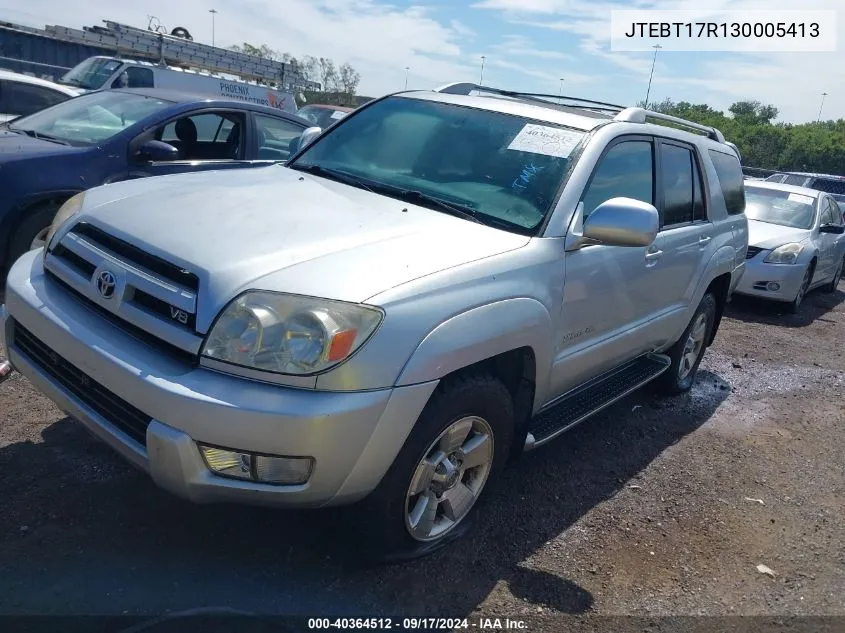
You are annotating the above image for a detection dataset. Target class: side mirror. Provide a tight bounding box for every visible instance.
[136,139,179,162]
[819,223,845,235]
[582,197,659,247]
[296,126,322,152]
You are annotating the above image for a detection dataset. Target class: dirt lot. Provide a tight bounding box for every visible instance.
[1,285,844,629]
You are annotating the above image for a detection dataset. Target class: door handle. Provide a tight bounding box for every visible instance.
[698,235,712,247]
[645,249,663,264]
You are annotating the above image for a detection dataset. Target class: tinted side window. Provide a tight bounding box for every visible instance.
[0,81,70,116]
[659,142,696,227]
[156,112,244,160]
[784,174,809,186]
[812,178,845,195]
[255,114,305,160]
[126,67,154,88]
[831,199,845,225]
[820,199,836,226]
[708,149,745,215]
[582,140,653,218]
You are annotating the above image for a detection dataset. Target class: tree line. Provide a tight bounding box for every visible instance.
[639,98,845,175]
[229,42,361,107]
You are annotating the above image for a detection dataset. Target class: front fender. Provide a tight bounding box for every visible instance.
[395,298,553,403]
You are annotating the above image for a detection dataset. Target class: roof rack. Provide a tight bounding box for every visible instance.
[434,82,627,114]
[614,107,725,143]
[435,82,729,145]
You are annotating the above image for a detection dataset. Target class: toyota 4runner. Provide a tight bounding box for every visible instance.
[1,82,748,560]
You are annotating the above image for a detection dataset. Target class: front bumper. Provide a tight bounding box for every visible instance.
[2,251,437,508]
[733,252,806,302]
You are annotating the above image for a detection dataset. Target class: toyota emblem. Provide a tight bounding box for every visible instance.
[96,270,117,299]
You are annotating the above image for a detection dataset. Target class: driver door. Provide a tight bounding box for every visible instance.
[816,197,842,281]
[548,135,663,399]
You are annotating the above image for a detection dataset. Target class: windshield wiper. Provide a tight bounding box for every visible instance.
[12,128,69,145]
[291,164,375,193]
[376,186,485,225]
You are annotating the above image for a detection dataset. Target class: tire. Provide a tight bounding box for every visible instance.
[6,201,61,268]
[651,293,717,396]
[787,264,813,313]
[353,373,514,563]
[822,256,844,293]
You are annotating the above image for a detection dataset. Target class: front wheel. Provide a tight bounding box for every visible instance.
[6,202,60,268]
[355,373,514,562]
[651,293,717,396]
[822,256,844,293]
[787,265,813,313]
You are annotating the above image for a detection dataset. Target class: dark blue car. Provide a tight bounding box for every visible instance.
[0,88,316,271]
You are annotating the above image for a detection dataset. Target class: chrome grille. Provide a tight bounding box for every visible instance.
[45,222,203,359]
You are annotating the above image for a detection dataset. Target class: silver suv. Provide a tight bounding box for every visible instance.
[1,82,748,559]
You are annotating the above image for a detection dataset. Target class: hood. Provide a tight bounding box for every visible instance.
[0,129,80,158]
[77,166,530,328]
[748,219,811,250]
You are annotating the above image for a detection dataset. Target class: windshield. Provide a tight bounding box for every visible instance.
[61,57,123,90]
[296,106,327,126]
[290,96,586,234]
[745,187,817,230]
[8,90,173,146]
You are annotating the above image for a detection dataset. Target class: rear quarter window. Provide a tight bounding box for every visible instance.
[708,149,746,215]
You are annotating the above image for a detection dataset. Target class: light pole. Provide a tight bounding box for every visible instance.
[404,66,410,90]
[644,43,662,106]
[479,55,486,86]
[817,91,828,123]
[209,9,217,47]
[559,77,564,97]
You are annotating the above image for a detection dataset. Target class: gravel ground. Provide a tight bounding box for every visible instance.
[1,285,844,629]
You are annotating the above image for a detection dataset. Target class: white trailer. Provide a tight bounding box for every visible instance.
[60,56,298,114]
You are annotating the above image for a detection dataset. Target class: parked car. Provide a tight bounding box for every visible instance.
[0,70,79,123]
[735,181,845,312]
[1,82,748,560]
[0,88,317,271]
[765,171,845,196]
[296,104,354,128]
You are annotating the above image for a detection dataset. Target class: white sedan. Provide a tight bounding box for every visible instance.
[735,181,845,312]
[0,70,79,123]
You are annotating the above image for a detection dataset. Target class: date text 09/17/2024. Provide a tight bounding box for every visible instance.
[307,618,528,630]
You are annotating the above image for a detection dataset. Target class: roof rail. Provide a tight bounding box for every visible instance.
[614,107,725,142]
[434,83,731,145]
[434,82,627,113]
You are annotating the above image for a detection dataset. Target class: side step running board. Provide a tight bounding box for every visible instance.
[525,353,670,450]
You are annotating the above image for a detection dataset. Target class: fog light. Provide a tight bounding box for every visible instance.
[254,455,313,485]
[199,445,252,480]
[199,444,314,485]
[766,282,781,291]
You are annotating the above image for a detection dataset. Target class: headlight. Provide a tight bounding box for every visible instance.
[45,192,85,252]
[764,243,804,265]
[201,292,383,375]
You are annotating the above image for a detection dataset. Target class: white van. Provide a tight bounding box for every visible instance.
[59,56,298,114]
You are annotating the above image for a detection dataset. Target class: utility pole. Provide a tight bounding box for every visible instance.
[817,91,828,123]
[644,44,662,106]
[209,9,218,47]
[404,66,410,90]
[559,77,564,97]
[479,55,486,86]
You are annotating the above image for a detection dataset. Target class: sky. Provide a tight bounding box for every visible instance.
[2,0,843,123]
